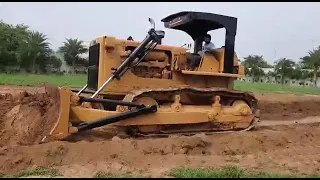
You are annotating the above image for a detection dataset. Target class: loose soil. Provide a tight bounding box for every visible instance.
[0,85,59,146]
[0,85,319,177]
[256,93,320,120]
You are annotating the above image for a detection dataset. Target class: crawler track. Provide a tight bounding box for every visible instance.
[114,87,260,137]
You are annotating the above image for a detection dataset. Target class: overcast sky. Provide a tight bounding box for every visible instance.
[1,2,319,64]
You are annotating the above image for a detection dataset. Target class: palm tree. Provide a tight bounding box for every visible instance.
[241,55,273,68]
[300,47,320,87]
[274,58,295,86]
[58,38,88,74]
[19,31,50,73]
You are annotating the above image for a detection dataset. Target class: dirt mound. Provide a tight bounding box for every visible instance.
[255,93,320,120]
[259,100,320,120]
[0,85,60,146]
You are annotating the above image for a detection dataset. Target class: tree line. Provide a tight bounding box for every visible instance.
[1,20,319,85]
[240,48,320,86]
[0,20,88,74]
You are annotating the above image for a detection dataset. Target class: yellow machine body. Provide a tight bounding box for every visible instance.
[47,11,259,140]
[94,36,244,96]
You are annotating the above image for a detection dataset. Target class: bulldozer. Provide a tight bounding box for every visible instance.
[47,11,260,141]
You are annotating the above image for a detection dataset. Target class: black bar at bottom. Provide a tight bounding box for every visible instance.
[80,96,145,108]
[77,105,157,132]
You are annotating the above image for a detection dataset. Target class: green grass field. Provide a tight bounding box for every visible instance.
[0,73,319,95]
[3,165,318,178]
[234,81,320,95]
[93,165,320,178]
[0,74,86,88]
[168,165,320,178]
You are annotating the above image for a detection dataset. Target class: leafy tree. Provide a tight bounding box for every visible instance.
[0,20,73,74]
[290,67,311,80]
[241,55,273,68]
[36,49,62,73]
[241,55,272,82]
[58,38,88,74]
[0,20,131,74]
[249,66,265,82]
[300,47,320,87]
[18,31,51,73]
[274,58,295,85]
[77,57,89,67]
[0,21,29,68]
[48,55,62,69]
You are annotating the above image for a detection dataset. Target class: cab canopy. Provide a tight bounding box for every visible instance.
[161,11,237,73]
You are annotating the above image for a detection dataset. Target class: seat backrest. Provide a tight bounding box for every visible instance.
[197,53,220,72]
[212,47,239,72]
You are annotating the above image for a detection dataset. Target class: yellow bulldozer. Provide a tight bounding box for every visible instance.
[48,11,260,140]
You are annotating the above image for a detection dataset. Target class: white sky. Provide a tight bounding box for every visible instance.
[1,2,320,64]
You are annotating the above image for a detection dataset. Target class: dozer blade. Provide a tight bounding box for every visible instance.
[43,87,158,142]
[42,86,72,142]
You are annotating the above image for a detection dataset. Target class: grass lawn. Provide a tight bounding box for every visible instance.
[169,165,320,178]
[0,73,319,95]
[235,81,320,95]
[1,166,62,178]
[4,165,318,178]
[0,73,86,88]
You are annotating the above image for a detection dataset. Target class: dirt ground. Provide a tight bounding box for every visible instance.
[0,85,320,177]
